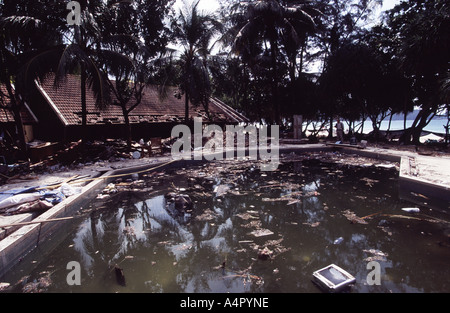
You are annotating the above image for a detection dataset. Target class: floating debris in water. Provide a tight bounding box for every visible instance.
[0,282,10,291]
[249,228,274,238]
[360,177,379,187]
[21,271,53,293]
[401,207,420,213]
[257,247,273,260]
[214,184,230,197]
[363,249,388,262]
[236,212,259,220]
[195,209,217,221]
[342,209,369,224]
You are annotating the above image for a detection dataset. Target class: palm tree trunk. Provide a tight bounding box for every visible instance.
[299,41,305,75]
[5,81,27,157]
[328,115,333,139]
[80,64,87,142]
[122,106,132,151]
[386,111,393,138]
[270,39,280,125]
[185,90,189,123]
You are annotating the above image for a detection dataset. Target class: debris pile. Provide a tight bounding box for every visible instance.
[0,177,86,241]
[1,137,173,186]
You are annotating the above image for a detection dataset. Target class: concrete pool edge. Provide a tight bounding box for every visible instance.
[0,144,448,278]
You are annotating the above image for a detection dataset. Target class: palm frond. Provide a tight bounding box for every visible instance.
[0,15,43,31]
[55,44,89,86]
[86,57,111,109]
[16,45,65,90]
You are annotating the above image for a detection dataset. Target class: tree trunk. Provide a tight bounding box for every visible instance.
[403,111,407,131]
[185,90,189,123]
[386,111,393,138]
[446,106,449,144]
[403,107,434,145]
[299,41,305,75]
[270,39,280,125]
[329,115,333,139]
[4,81,27,158]
[80,65,87,143]
[371,117,380,141]
[122,107,132,151]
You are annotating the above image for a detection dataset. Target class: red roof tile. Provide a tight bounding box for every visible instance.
[0,84,38,124]
[36,74,248,126]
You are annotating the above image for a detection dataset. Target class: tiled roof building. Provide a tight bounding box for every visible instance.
[27,74,247,141]
[35,74,247,126]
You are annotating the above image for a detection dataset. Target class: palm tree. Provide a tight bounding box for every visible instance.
[8,1,113,143]
[0,42,28,156]
[0,0,67,155]
[231,0,319,125]
[171,0,220,123]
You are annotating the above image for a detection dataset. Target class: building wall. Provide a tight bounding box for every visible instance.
[27,87,66,142]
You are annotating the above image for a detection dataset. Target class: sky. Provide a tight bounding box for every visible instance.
[171,0,403,60]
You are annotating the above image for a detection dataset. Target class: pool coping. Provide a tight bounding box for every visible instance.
[0,144,448,278]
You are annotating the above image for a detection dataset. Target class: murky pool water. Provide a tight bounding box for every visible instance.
[3,156,450,293]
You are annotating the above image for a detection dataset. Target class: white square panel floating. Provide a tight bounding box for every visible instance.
[312,264,356,292]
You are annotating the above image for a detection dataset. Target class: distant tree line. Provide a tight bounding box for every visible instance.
[0,0,448,158]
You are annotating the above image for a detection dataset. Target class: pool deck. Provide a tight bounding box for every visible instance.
[0,142,449,278]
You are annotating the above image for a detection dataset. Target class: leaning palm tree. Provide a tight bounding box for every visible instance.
[0,39,28,155]
[230,0,320,125]
[171,0,220,123]
[0,0,68,155]
[7,1,113,143]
